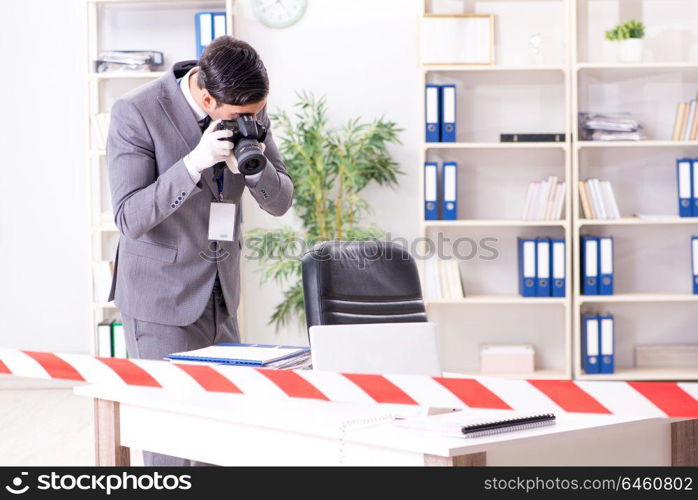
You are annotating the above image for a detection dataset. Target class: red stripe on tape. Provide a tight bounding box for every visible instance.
[175,364,243,394]
[257,369,329,401]
[22,351,85,382]
[528,380,611,414]
[97,358,161,387]
[434,377,512,410]
[343,374,417,405]
[0,360,10,374]
[628,382,698,418]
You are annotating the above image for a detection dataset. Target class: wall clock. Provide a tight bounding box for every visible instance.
[251,0,308,29]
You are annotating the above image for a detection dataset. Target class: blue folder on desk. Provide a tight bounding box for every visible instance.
[166,343,309,366]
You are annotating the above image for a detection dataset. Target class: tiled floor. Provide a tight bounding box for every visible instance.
[0,376,143,466]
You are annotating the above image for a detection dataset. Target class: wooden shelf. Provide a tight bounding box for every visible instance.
[577,217,698,226]
[424,64,566,73]
[425,142,567,150]
[577,61,698,71]
[89,71,166,80]
[579,293,698,304]
[576,367,698,381]
[426,295,567,306]
[444,369,568,380]
[423,219,565,228]
[576,140,698,149]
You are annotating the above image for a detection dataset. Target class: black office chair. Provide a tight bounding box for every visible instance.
[301,240,428,330]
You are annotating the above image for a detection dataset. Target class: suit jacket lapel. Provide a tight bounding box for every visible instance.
[157,69,219,198]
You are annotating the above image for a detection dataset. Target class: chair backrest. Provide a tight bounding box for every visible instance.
[301,240,428,329]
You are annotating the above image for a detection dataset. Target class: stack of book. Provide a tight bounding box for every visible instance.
[423,257,464,300]
[166,344,311,369]
[522,176,566,221]
[94,50,164,73]
[579,112,644,141]
[578,178,621,220]
[672,96,698,141]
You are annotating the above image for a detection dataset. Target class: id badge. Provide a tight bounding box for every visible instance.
[208,202,236,241]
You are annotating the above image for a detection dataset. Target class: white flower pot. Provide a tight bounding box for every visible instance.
[618,38,644,63]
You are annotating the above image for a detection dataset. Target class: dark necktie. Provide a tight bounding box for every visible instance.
[198,115,211,133]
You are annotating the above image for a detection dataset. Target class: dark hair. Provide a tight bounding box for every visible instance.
[197,36,269,106]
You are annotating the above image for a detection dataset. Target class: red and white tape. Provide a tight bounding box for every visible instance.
[2,348,698,418]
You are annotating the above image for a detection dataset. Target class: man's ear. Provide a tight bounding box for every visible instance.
[201,89,217,110]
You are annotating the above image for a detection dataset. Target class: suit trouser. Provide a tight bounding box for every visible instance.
[121,277,239,466]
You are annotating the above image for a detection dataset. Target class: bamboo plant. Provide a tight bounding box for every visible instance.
[245,92,403,329]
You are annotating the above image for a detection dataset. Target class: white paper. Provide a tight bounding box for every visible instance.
[208,202,236,241]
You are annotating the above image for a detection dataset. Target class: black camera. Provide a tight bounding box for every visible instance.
[216,115,268,175]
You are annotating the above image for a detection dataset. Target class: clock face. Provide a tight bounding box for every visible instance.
[252,0,308,29]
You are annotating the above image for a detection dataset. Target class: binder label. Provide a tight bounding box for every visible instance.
[552,241,565,279]
[523,241,535,278]
[600,237,613,274]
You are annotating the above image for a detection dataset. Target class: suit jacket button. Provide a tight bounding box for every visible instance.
[177,196,183,201]
[181,192,186,196]
[171,203,176,208]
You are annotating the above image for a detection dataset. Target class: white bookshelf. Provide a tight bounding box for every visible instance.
[418,0,573,379]
[84,0,238,355]
[571,0,698,380]
[419,0,698,381]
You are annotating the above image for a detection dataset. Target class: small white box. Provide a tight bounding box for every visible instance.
[480,344,535,374]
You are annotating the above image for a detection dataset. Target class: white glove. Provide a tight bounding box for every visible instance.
[184,119,233,174]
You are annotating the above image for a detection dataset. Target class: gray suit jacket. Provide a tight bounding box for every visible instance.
[106,61,293,326]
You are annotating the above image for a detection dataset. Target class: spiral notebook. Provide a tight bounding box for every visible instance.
[395,412,556,438]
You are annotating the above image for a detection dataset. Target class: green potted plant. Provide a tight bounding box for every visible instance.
[246,92,403,329]
[605,19,645,63]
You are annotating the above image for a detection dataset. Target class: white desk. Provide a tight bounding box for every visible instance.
[75,384,698,466]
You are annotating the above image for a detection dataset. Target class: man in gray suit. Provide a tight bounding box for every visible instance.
[106,37,293,466]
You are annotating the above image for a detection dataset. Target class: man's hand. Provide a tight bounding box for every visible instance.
[184,119,234,174]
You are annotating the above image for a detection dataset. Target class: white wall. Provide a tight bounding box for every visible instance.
[236,0,422,345]
[0,1,90,352]
[0,0,422,352]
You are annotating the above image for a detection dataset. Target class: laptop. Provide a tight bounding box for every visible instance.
[309,322,442,376]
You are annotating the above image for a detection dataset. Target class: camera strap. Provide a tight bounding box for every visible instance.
[212,162,225,201]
